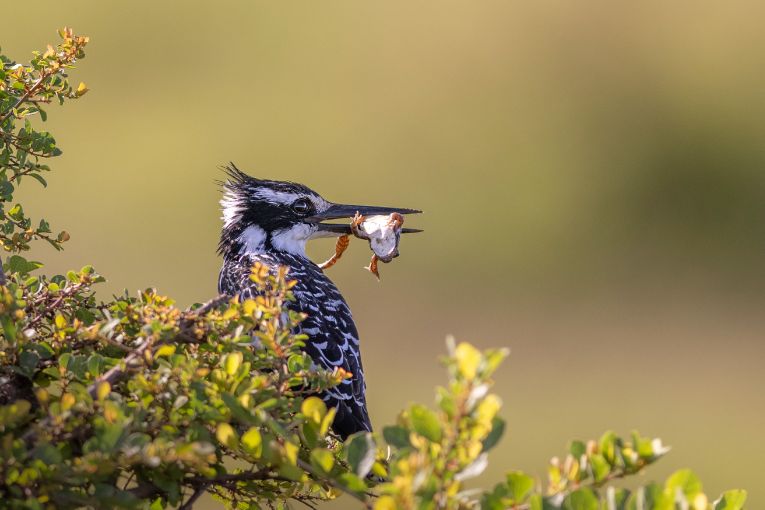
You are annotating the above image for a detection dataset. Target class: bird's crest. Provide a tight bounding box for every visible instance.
[218,163,260,229]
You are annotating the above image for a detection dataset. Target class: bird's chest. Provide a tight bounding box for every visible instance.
[221,253,357,342]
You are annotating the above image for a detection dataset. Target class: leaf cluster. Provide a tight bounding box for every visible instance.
[0,28,85,253]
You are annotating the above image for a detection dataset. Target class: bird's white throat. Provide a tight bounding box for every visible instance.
[237,223,316,257]
[271,224,315,256]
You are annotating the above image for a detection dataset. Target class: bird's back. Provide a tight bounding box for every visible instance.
[218,252,372,438]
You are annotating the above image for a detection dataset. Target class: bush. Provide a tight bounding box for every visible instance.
[0,29,748,510]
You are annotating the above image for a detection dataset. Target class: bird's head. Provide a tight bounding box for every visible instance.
[218,164,420,258]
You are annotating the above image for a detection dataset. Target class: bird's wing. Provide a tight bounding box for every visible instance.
[288,261,372,439]
[297,298,372,439]
[219,255,372,439]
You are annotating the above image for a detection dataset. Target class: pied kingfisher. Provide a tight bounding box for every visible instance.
[217,164,420,438]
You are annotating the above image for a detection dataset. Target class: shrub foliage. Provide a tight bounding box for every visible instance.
[0,30,748,510]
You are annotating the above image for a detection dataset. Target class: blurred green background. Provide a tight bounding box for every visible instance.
[4,1,765,507]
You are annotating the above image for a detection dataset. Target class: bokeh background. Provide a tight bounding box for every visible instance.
[4,1,765,507]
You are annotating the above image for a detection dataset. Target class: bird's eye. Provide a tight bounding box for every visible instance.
[292,198,312,215]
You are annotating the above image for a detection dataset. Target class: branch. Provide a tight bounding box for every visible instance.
[185,470,278,485]
[178,484,208,510]
[0,72,51,126]
[0,132,56,158]
[127,480,162,500]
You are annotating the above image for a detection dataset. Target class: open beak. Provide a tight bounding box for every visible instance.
[308,203,422,235]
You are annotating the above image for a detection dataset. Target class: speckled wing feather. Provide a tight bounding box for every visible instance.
[218,253,372,439]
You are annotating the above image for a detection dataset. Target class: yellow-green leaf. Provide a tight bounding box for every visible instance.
[96,382,111,401]
[242,299,258,316]
[284,441,299,466]
[241,427,262,457]
[375,496,397,510]
[224,352,243,375]
[154,345,176,358]
[320,406,336,436]
[715,489,747,510]
[301,396,327,425]
[310,448,335,473]
[455,342,482,380]
[409,404,442,443]
[216,423,238,448]
[61,393,75,411]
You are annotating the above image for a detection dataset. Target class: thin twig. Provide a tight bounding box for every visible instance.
[179,483,208,510]
[296,459,372,508]
[292,497,319,510]
[185,469,277,485]
[0,73,50,126]
[1,133,54,158]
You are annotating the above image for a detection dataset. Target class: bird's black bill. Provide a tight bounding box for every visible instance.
[308,203,422,234]
[310,203,421,221]
[318,223,422,235]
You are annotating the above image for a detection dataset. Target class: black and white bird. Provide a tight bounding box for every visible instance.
[217,164,420,439]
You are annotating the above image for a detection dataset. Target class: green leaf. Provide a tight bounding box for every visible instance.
[632,430,654,458]
[338,472,368,493]
[383,425,411,448]
[221,393,257,425]
[590,453,610,483]
[482,417,505,452]
[83,423,124,454]
[605,487,630,510]
[345,432,376,478]
[19,350,39,376]
[409,404,442,442]
[0,316,17,342]
[310,448,335,473]
[505,471,535,503]
[32,444,62,464]
[482,348,509,376]
[715,489,747,510]
[665,469,703,500]
[599,430,617,463]
[569,440,586,458]
[87,354,104,377]
[29,173,48,187]
[630,483,665,510]
[5,255,43,276]
[563,487,599,510]
[0,400,31,427]
[58,352,72,371]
